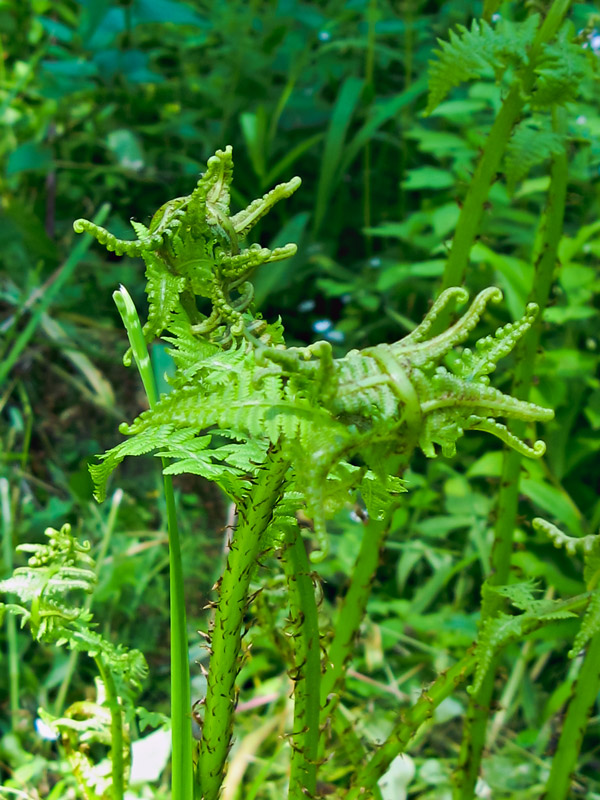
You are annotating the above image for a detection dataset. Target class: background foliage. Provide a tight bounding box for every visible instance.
[1,0,599,797]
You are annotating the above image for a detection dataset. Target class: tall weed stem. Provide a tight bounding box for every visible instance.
[113,287,194,800]
[199,450,289,800]
[453,107,568,800]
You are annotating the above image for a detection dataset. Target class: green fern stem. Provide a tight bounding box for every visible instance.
[543,631,600,800]
[439,0,572,301]
[345,590,588,800]
[332,709,384,800]
[95,653,125,800]
[1,478,19,730]
[345,651,479,800]
[319,511,394,737]
[452,107,568,800]
[281,527,321,799]
[199,449,289,800]
[113,287,194,800]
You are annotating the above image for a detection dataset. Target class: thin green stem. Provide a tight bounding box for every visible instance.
[54,489,124,715]
[435,0,572,330]
[345,652,478,800]
[1,478,19,730]
[113,287,193,800]
[345,593,588,800]
[281,527,321,798]
[95,654,125,800]
[199,450,289,800]
[320,513,392,733]
[542,632,600,800]
[453,106,568,800]
[0,204,110,389]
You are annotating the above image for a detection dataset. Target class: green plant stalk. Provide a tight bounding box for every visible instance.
[54,489,124,715]
[95,653,125,800]
[437,0,572,313]
[281,527,321,798]
[453,107,568,800]
[199,450,289,800]
[345,592,588,800]
[344,651,478,800]
[0,204,110,388]
[542,631,600,800]
[332,709,384,800]
[319,512,393,732]
[113,287,194,800]
[1,478,19,729]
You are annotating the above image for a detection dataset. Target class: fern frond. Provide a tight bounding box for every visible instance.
[533,25,589,108]
[470,613,525,693]
[425,16,539,114]
[504,122,565,193]
[142,251,187,343]
[89,424,183,501]
[570,591,600,657]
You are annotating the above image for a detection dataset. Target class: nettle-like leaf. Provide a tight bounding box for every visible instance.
[425,15,539,114]
[504,120,566,193]
[534,518,600,656]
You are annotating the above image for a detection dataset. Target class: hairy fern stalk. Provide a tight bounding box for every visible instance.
[73,147,554,799]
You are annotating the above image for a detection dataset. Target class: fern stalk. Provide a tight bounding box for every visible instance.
[199,449,289,800]
[543,631,600,799]
[95,653,125,800]
[438,0,572,303]
[113,287,194,800]
[345,651,479,800]
[1,478,19,730]
[452,107,568,800]
[281,527,321,799]
[319,511,394,735]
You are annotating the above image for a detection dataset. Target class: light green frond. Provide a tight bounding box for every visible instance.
[142,251,187,343]
[455,303,539,379]
[470,417,546,458]
[73,218,146,257]
[393,287,503,366]
[400,287,469,345]
[230,176,302,238]
[569,591,600,657]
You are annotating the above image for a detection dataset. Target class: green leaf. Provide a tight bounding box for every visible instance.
[402,167,455,190]
[7,141,53,175]
[313,76,364,234]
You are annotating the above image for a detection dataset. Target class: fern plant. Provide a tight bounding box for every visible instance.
[68,145,562,800]
[0,523,147,800]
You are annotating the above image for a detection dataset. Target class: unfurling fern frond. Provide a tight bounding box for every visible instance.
[425,15,539,114]
[533,518,600,656]
[504,121,566,193]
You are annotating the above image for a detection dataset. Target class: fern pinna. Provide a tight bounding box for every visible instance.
[74,148,554,799]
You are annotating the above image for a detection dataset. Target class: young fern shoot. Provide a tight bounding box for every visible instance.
[74,147,555,799]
